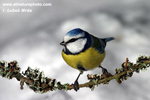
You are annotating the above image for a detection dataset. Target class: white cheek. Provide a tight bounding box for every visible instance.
[66,38,87,54]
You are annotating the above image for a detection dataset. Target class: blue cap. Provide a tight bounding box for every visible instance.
[67,28,84,36]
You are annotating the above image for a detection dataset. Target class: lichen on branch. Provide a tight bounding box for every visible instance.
[0,55,150,93]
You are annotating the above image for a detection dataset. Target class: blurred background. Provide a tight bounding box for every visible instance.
[0,0,150,100]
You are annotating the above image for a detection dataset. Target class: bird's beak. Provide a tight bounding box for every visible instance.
[60,41,66,46]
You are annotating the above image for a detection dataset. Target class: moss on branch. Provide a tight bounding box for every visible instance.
[0,55,150,93]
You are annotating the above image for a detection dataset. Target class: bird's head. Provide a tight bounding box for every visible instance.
[60,28,91,54]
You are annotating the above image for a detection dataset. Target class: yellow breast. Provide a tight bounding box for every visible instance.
[62,47,105,70]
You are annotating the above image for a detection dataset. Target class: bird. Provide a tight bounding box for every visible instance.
[60,28,114,91]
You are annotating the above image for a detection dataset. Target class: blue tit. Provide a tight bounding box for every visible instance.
[60,28,114,91]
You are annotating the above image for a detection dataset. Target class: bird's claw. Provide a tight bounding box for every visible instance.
[74,80,79,91]
[102,68,109,77]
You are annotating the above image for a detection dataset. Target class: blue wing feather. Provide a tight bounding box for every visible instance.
[92,36,114,53]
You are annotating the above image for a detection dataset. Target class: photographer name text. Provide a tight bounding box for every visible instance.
[1,2,52,13]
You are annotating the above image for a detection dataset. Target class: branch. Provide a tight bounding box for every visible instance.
[0,56,150,93]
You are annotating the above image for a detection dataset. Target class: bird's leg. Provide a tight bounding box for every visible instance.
[99,65,109,76]
[74,71,83,91]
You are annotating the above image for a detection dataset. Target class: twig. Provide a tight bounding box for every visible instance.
[0,55,150,93]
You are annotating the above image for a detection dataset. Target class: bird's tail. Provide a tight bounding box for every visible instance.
[102,37,115,43]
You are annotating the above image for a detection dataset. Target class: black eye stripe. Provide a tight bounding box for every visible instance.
[67,38,78,43]
[66,37,85,44]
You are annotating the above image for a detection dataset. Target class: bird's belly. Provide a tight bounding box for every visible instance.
[62,47,105,70]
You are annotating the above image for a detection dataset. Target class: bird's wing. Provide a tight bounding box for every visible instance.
[91,36,106,53]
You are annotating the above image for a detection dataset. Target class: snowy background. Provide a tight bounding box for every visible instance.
[0,0,150,100]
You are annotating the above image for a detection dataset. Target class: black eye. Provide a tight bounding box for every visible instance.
[67,38,78,43]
